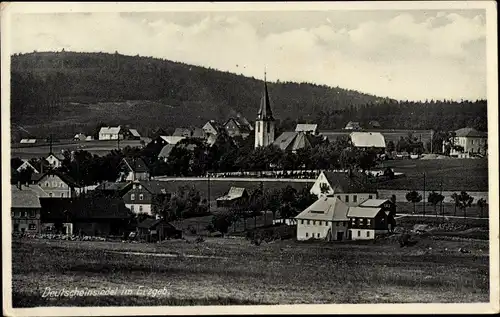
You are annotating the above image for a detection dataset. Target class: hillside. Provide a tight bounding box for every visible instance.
[10,51,487,139]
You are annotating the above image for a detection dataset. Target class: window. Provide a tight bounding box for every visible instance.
[312,220,315,225]
[305,232,309,237]
[139,206,143,212]
[49,193,53,197]
[46,182,49,187]
[307,220,310,225]
[368,195,373,199]
[61,193,64,198]
[351,218,356,225]
[29,224,36,231]
[139,194,144,201]
[138,184,142,189]
[130,205,134,211]
[360,218,365,226]
[345,195,349,203]
[257,124,260,133]
[15,211,21,217]
[353,195,357,202]
[131,194,135,200]
[317,233,320,238]
[367,231,370,237]
[301,220,304,224]
[357,231,361,237]
[325,221,329,226]
[367,219,371,226]
[29,210,35,218]
[318,221,322,226]
[267,124,270,133]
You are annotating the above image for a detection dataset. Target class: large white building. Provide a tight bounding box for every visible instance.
[254,73,275,148]
[310,171,378,204]
[447,127,488,157]
[99,126,123,140]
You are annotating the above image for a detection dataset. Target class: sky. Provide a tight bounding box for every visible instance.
[10,9,488,101]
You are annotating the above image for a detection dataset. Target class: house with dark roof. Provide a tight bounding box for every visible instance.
[295,196,396,241]
[32,170,79,198]
[273,131,316,152]
[202,120,223,136]
[11,187,42,233]
[121,180,172,215]
[94,181,133,197]
[309,171,377,204]
[224,118,252,139]
[369,121,381,129]
[449,127,488,157]
[136,218,182,242]
[117,157,150,182]
[128,129,141,140]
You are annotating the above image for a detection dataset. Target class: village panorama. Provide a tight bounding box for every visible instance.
[6,6,492,311]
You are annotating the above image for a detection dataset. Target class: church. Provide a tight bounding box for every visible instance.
[254,73,276,148]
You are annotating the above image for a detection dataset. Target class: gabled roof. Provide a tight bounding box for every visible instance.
[129,129,141,137]
[17,160,39,173]
[158,144,176,159]
[257,77,274,121]
[46,152,64,161]
[138,180,171,195]
[295,124,318,133]
[322,171,377,194]
[455,127,487,138]
[203,120,222,134]
[34,171,79,188]
[347,206,382,218]
[11,189,42,209]
[291,132,313,151]
[350,132,386,148]
[345,121,361,129]
[173,128,193,137]
[121,157,149,173]
[369,120,381,128]
[295,196,349,221]
[273,132,298,151]
[159,136,185,144]
[217,187,248,201]
[99,126,121,134]
[94,181,132,193]
[137,218,177,230]
[359,199,391,208]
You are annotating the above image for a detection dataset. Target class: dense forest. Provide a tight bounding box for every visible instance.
[10,51,487,139]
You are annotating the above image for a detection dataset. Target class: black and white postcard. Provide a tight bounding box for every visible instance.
[2,1,498,316]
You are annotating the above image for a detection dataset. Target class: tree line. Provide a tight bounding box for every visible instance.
[11,51,487,140]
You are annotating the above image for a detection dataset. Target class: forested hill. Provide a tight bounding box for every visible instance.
[11,51,487,139]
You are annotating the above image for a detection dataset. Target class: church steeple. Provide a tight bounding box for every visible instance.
[257,70,274,121]
[255,69,276,148]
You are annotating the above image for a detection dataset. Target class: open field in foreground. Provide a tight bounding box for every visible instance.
[12,235,489,307]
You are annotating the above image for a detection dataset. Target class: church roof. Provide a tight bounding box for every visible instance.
[257,77,274,121]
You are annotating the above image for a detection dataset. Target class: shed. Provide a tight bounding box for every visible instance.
[136,218,182,242]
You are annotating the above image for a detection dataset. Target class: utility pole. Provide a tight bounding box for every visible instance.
[423,172,426,216]
[440,177,443,220]
[207,171,211,214]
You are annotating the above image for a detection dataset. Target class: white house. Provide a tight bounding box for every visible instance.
[98,126,123,140]
[310,171,378,204]
[117,157,150,182]
[295,196,350,241]
[45,153,64,169]
[350,132,386,149]
[450,127,488,157]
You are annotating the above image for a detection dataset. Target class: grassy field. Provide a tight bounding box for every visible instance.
[396,202,489,218]
[10,140,147,159]
[11,235,489,307]
[377,158,488,191]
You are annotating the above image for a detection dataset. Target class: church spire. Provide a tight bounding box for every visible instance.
[257,69,274,121]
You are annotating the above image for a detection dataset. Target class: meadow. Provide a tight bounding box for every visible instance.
[11,234,489,307]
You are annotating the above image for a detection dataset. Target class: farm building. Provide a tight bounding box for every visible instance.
[295,123,318,134]
[121,180,171,215]
[45,152,64,169]
[350,132,386,149]
[98,126,123,140]
[32,171,79,198]
[295,196,349,241]
[11,186,42,234]
[344,121,361,130]
[136,218,182,242]
[74,133,87,141]
[117,157,150,182]
[216,187,249,208]
[202,120,223,136]
[225,117,253,139]
[127,129,141,140]
[273,131,317,152]
[347,199,396,240]
[309,171,378,204]
[296,196,396,241]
